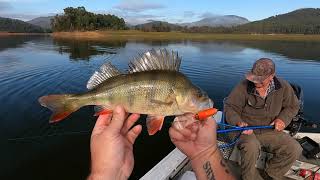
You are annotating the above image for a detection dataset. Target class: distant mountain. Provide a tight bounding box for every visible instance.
[234,8,320,34]
[0,17,45,33]
[181,15,249,27]
[27,16,53,29]
[135,20,182,32]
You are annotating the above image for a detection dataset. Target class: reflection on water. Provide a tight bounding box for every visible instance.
[0,35,44,52]
[53,39,127,60]
[1,36,320,180]
[233,41,320,61]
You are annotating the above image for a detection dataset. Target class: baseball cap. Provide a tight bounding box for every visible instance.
[245,58,275,83]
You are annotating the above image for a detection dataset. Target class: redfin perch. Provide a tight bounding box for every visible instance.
[39,49,213,135]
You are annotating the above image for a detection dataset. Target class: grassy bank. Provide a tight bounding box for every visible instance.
[51,30,320,42]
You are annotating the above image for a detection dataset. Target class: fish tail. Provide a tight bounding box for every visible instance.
[38,94,81,123]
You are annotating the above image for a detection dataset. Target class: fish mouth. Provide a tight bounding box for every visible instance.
[199,98,214,110]
[209,98,214,108]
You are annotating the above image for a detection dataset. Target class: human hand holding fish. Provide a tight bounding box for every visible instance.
[169,114,235,180]
[169,113,217,160]
[88,105,142,180]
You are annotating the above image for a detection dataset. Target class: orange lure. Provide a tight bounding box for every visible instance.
[194,108,218,120]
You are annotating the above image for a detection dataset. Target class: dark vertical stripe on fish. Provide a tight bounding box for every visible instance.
[148,73,161,104]
[128,87,134,107]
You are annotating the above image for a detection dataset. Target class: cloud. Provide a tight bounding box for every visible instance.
[0,13,53,21]
[199,12,220,19]
[124,13,164,25]
[183,11,195,18]
[0,1,11,11]
[100,7,165,25]
[114,0,165,12]
[0,13,37,21]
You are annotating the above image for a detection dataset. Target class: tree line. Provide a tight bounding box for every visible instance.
[51,7,126,31]
[0,17,45,33]
[136,23,320,34]
[134,8,320,34]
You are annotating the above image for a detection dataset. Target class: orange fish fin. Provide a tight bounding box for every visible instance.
[38,94,80,123]
[50,111,74,123]
[94,106,112,116]
[146,115,165,135]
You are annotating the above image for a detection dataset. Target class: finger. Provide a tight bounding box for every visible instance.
[177,127,193,138]
[242,130,248,134]
[205,117,216,128]
[174,113,195,123]
[127,124,142,144]
[92,114,112,132]
[91,114,112,136]
[242,130,253,135]
[277,124,284,131]
[121,113,140,134]
[187,122,199,133]
[109,105,126,132]
[238,122,246,127]
[169,127,187,142]
[190,133,197,141]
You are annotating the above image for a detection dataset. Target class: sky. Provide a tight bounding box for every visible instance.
[0,0,320,25]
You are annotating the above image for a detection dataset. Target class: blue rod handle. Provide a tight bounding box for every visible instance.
[217,125,274,134]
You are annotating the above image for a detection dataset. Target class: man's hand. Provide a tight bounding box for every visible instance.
[89,106,142,180]
[169,113,217,159]
[170,114,236,180]
[271,118,285,131]
[236,121,253,135]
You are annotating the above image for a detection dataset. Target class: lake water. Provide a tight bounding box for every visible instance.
[1,35,320,179]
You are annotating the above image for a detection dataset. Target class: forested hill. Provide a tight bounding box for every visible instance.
[233,8,320,34]
[0,17,45,33]
[51,7,126,31]
[135,21,183,32]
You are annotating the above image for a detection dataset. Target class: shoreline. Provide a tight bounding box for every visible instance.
[2,30,320,41]
[51,31,320,42]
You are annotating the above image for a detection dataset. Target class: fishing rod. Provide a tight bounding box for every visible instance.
[195,108,274,133]
[195,108,275,149]
[217,125,274,134]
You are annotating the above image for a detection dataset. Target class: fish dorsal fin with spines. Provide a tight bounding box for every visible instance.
[128,49,181,73]
[86,62,121,90]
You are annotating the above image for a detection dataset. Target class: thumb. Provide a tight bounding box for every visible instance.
[270,121,275,126]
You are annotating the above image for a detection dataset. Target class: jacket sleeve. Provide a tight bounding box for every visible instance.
[224,82,246,126]
[276,82,300,126]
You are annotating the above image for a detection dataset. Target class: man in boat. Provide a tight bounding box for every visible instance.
[224,58,303,180]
